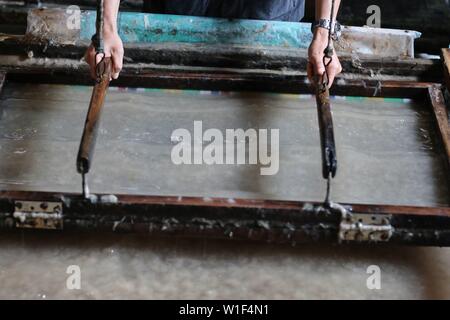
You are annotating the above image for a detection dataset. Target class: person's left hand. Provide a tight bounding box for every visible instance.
[307,28,342,88]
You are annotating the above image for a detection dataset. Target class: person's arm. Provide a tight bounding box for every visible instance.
[84,0,123,80]
[307,0,342,87]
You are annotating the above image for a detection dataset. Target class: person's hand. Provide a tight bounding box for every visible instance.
[307,28,342,88]
[84,31,124,80]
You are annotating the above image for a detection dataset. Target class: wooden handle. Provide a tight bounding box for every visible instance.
[315,82,338,179]
[77,57,112,174]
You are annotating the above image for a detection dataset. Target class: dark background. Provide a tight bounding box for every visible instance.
[2,0,450,53]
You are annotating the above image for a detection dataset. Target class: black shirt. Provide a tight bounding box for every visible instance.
[143,0,305,22]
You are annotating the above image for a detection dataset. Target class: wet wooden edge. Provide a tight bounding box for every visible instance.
[442,48,450,92]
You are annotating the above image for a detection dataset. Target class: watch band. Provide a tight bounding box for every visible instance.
[311,19,342,41]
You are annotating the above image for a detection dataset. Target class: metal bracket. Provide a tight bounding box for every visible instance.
[13,201,63,230]
[339,212,393,243]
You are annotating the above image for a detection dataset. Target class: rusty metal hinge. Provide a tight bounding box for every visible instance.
[339,212,393,243]
[13,200,63,230]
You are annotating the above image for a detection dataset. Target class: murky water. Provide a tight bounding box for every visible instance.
[0,83,448,205]
[1,233,450,299]
[0,83,449,299]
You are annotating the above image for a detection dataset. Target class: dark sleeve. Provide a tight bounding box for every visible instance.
[142,0,166,13]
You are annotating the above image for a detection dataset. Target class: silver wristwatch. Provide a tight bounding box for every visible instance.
[311,19,342,41]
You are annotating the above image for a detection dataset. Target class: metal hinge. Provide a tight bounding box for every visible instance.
[13,201,63,230]
[339,212,393,243]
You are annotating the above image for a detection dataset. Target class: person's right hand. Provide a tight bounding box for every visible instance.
[307,28,342,88]
[84,31,124,80]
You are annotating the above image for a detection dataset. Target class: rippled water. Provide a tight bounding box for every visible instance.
[0,83,448,205]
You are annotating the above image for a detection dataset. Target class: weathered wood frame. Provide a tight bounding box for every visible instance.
[0,56,449,246]
[0,36,442,82]
[442,48,450,92]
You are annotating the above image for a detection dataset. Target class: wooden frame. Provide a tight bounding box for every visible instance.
[442,48,450,92]
[1,191,450,246]
[0,34,442,82]
[0,56,449,246]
